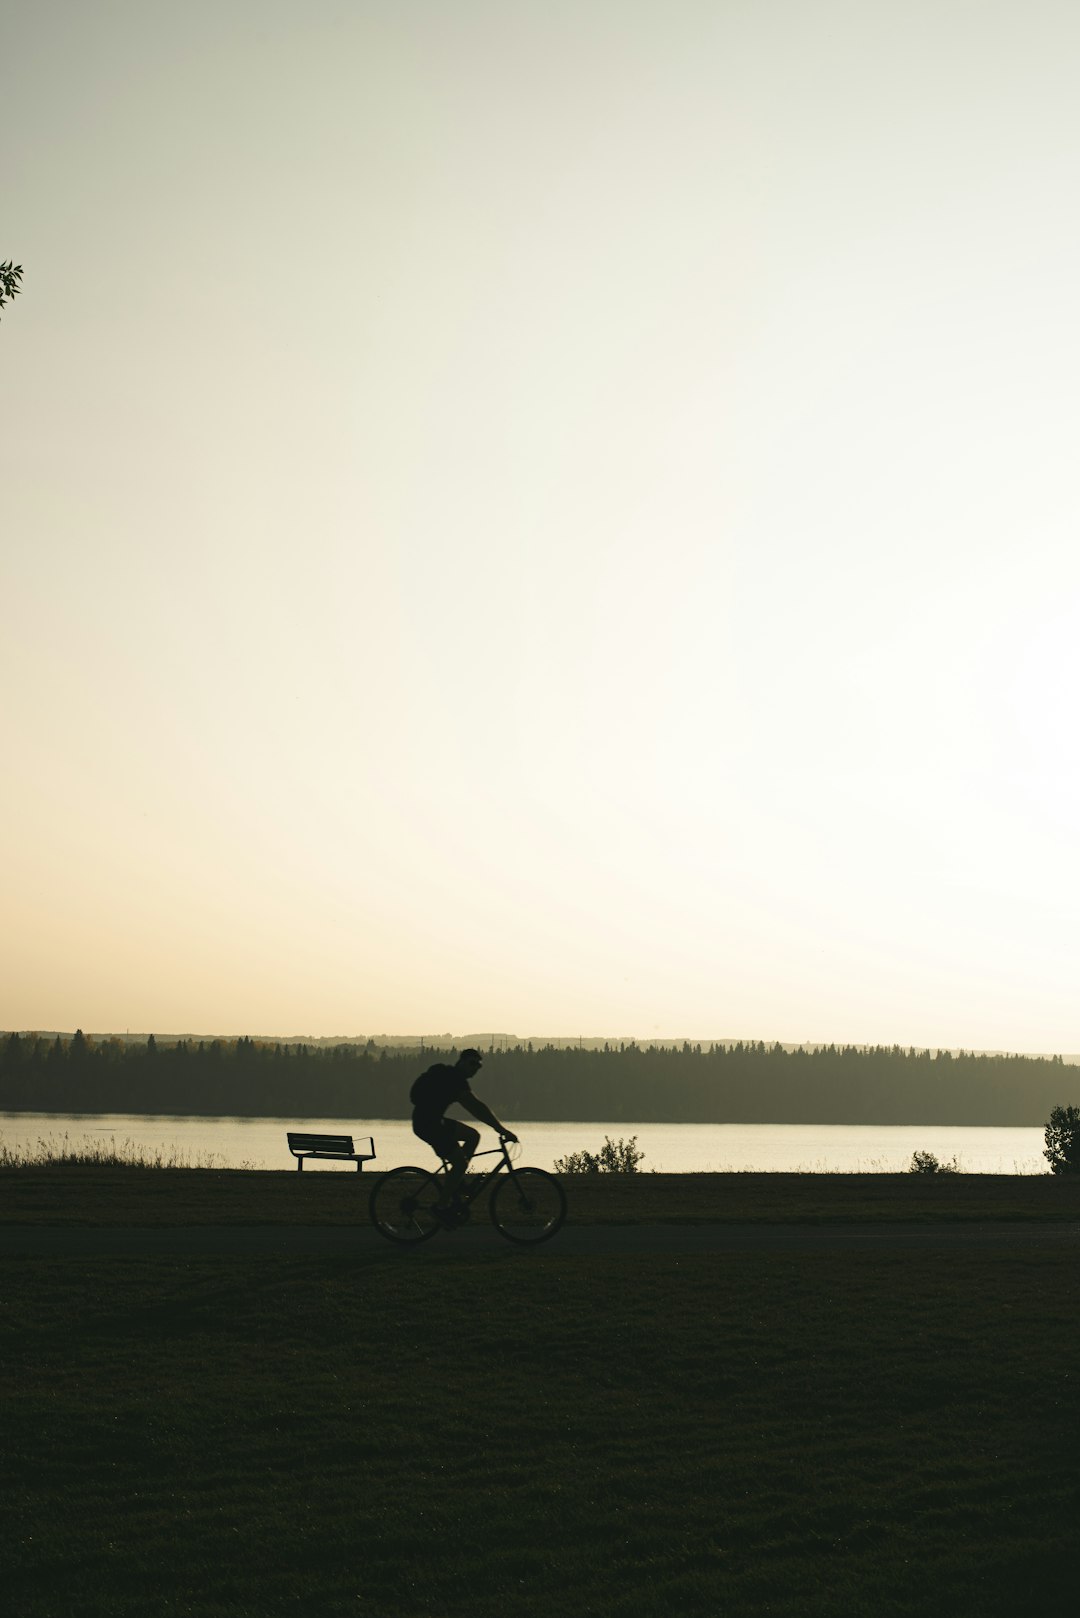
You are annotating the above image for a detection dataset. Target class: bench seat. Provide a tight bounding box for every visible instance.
[287,1132,376,1171]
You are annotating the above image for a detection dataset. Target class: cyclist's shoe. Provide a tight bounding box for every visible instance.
[430,1199,469,1229]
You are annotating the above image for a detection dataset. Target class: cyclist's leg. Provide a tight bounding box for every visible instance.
[411,1114,449,1193]
[437,1120,480,1203]
[412,1117,479,1205]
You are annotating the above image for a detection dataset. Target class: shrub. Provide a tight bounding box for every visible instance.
[554,1135,645,1174]
[908,1150,959,1175]
[1043,1105,1080,1174]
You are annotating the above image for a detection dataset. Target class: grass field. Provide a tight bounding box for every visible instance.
[5,1165,1080,1226]
[3,1172,1080,1615]
[4,1243,1079,1617]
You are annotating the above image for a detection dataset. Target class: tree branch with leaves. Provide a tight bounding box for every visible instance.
[1,261,24,321]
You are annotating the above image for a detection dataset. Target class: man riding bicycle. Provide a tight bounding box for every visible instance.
[410,1048,517,1215]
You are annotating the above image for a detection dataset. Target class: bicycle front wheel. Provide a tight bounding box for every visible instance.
[489,1168,566,1245]
[369,1166,443,1244]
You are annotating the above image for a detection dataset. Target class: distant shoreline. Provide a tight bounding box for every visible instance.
[0,1105,1059,1127]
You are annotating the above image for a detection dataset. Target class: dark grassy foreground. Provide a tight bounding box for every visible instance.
[5,1165,1080,1225]
[3,1237,1080,1615]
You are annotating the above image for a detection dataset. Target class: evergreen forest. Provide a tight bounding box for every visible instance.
[0,1033,1074,1125]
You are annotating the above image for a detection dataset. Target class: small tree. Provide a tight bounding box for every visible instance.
[1043,1105,1080,1174]
[0,262,23,320]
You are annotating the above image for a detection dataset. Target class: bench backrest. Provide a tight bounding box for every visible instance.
[288,1133,354,1152]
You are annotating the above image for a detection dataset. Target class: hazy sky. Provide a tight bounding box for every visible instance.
[5,0,1080,1048]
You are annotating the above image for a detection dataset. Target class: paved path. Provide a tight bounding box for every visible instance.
[2,1222,1079,1256]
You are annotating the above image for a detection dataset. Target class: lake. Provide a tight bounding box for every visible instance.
[0,1113,1050,1174]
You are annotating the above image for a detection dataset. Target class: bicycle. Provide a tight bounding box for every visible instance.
[369,1135,567,1246]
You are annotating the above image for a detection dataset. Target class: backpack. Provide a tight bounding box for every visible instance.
[410,1063,449,1108]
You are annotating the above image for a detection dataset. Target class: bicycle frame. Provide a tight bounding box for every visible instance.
[434,1138,519,1205]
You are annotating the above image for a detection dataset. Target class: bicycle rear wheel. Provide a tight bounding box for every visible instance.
[489,1167,566,1245]
[369,1166,443,1244]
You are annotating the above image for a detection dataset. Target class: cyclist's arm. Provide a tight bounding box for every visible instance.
[459,1092,517,1140]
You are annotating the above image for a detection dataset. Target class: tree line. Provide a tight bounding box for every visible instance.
[0,1032,1072,1124]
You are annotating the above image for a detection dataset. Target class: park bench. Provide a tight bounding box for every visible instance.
[286,1131,376,1171]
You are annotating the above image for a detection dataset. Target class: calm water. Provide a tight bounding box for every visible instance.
[0,1113,1049,1174]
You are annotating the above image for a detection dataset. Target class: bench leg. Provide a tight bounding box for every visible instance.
[297,1158,303,1170]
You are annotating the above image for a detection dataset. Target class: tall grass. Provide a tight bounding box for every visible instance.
[0,1132,238,1170]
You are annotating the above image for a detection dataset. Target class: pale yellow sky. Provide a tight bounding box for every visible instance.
[5,1,1080,1048]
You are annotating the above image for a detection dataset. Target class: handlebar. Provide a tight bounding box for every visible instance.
[471,1135,522,1162]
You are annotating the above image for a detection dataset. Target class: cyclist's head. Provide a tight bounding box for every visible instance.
[458,1047,483,1073]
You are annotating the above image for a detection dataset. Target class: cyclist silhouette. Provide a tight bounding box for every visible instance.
[410,1048,517,1213]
